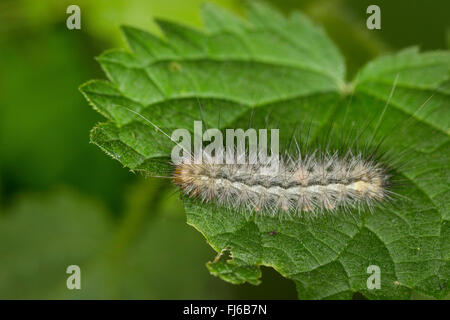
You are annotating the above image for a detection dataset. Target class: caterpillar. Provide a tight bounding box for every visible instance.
[173,151,389,216]
[123,76,438,219]
[126,109,401,219]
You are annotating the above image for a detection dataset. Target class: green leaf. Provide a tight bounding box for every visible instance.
[80,2,449,299]
[207,249,262,285]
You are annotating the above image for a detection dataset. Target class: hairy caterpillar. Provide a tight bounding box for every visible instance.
[119,70,446,220]
[126,97,411,219]
[173,151,389,216]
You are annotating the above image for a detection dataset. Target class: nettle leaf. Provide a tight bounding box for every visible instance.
[80,2,450,299]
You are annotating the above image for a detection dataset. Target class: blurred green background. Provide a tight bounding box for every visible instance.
[0,0,448,299]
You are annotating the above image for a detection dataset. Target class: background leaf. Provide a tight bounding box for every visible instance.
[0,185,236,299]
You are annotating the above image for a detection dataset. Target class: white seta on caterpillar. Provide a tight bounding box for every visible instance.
[126,120,400,219]
[172,148,390,217]
[123,79,438,219]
